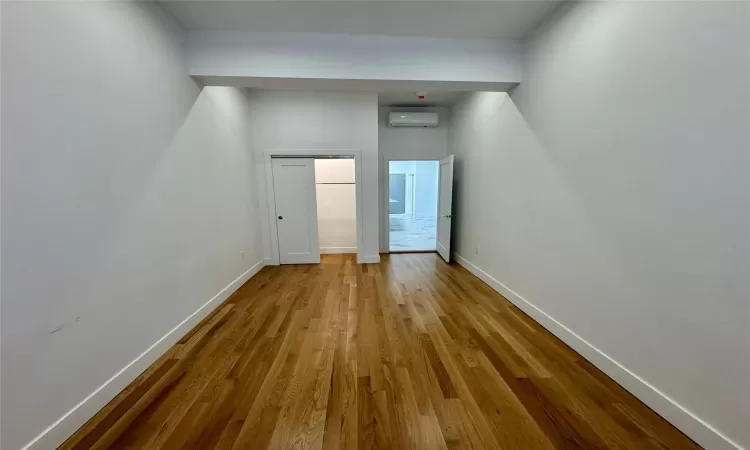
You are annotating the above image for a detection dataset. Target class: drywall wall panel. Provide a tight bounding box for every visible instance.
[1,3,263,448]
[188,32,523,85]
[249,90,379,262]
[449,2,749,448]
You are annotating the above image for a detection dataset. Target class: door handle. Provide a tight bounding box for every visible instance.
[443,214,452,218]
[278,216,283,220]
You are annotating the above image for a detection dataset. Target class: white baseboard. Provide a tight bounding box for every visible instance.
[452,252,742,450]
[20,259,266,450]
[320,247,357,254]
[358,254,381,264]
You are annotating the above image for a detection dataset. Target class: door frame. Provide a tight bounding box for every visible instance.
[380,156,441,253]
[263,149,364,265]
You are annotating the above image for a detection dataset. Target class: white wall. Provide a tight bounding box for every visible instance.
[379,106,448,251]
[0,3,263,449]
[449,3,749,450]
[315,159,357,253]
[188,32,522,87]
[248,90,380,262]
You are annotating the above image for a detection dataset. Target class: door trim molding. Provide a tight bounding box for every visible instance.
[263,149,364,265]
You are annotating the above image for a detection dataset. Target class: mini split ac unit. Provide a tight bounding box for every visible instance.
[388,112,439,128]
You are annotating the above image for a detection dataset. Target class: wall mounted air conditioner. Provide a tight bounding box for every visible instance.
[388,112,439,128]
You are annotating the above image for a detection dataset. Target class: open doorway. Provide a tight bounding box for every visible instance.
[388,160,439,251]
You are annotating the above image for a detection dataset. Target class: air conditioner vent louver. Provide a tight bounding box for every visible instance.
[388,112,438,128]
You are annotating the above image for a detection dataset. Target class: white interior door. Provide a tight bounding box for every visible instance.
[272,158,320,264]
[436,155,454,262]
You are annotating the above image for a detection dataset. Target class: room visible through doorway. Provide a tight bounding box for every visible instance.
[388,160,439,251]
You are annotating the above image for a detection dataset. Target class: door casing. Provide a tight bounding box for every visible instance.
[263,149,364,265]
[380,156,441,253]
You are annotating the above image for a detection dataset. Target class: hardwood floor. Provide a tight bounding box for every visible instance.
[61,253,700,449]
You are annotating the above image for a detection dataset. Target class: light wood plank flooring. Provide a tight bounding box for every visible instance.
[61,253,700,449]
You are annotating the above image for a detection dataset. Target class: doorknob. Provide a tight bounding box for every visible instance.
[278,216,283,220]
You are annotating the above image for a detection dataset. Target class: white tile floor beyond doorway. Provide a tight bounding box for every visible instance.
[389,215,437,251]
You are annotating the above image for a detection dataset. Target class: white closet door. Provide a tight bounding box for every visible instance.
[272,158,320,264]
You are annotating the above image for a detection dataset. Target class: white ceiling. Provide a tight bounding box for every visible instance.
[160,1,562,39]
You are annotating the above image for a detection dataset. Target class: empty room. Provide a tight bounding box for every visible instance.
[1,1,748,450]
